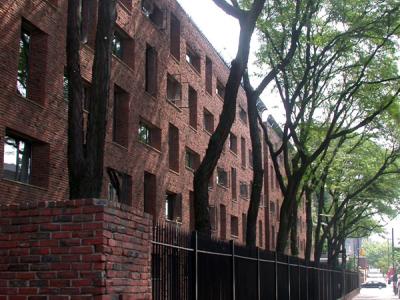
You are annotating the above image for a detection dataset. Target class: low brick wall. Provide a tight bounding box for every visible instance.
[0,199,152,300]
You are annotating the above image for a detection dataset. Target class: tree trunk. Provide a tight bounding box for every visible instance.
[276,176,301,253]
[85,0,116,197]
[194,1,266,235]
[305,186,313,262]
[66,0,87,198]
[66,0,116,199]
[290,203,299,256]
[245,89,264,247]
[313,184,325,263]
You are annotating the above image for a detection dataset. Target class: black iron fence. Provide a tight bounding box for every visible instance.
[151,223,359,300]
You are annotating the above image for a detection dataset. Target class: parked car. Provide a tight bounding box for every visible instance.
[361,281,387,289]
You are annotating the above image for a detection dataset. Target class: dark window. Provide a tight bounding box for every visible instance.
[270,166,274,190]
[231,167,237,200]
[216,80,225,98]
[145,44,157,96]
[241,137,246,168]
[17,21,47,104]
[240,181,248,198]
[271,225,275,249]
[229,133,237,153]
[186,45,200,73]
[185,148,200,171]
[3,132,49,187]
[203,109,214,133]
[216,167,228,188]
[17,28,30,98]
[209,205,217,231]
[220,204,226,240]
[239,106,247,124]
[231,215,238,237]
[242,213,247,243]
[144,171,157,219]
[112,31,123,59]
[107,168,132,205]
[138,119,161,150]
[276,199,280,221]
[270,201,275,214]
[166,74,181,105]
[170,13,180,60]
[188,86,197,129]
[258,220,263,248]
[165,192,182,222]
[189,191,195,231]
[142,0,164,28]
[113,86,130,147]
[208,174,214,190]
[168,124,179,172]
[205,57,213,95]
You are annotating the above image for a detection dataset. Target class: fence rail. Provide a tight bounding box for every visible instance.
[151,223,359,300]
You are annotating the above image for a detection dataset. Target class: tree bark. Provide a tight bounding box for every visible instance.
[66,0,86,198]
[290,203,299,256]
[305,185,313,262]
[66,0,116,199]
[244,86,264,247]
[194,0,266,236]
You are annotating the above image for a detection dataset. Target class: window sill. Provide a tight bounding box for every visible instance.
[165,219,182,225]
[186,61,201,76]
[185,166,196,173]
[205,90,213,98]
[203,128,213,136]
[166,99,183,112]
[144,90,158,100]
[137,140,161,154]
[189,125,197,133]
[15,93,45,109]
[112,54,134,73]
[141,12,166,33]
[231,234,239,239]
[216,183,228,190]
[240,196,249,200]
[2,178,48,191]
[241,165,247,170]
[169,169,180,176]
[216,94,224,102]
[118,1,132,14]
[111,141,128,151]
[229,150,238,157]
[170,53,181,65]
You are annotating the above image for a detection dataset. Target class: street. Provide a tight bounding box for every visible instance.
[354,286,398,300]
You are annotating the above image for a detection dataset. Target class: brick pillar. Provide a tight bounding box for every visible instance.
[0,199,152,300]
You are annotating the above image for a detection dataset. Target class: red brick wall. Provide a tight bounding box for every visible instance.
[0,199,152,299]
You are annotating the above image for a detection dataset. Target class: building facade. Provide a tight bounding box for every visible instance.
[0,0,305,254]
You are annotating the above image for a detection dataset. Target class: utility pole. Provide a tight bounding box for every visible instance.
[392,228,396,295]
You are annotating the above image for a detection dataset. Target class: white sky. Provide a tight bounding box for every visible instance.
[176,0,285,122]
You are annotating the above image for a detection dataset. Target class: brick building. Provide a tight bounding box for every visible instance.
[0,0,305,254]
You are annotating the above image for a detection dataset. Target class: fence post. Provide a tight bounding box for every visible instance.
[231,240,236,300]
[275,251,278,299]
[193,231,198,300]
[298,259,301,300]
[306,262,309,300]
[288,256,291,300]
[342,268,345,298]
[257,247,261,300]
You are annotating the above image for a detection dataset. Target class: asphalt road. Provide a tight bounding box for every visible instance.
[353,285,398,300]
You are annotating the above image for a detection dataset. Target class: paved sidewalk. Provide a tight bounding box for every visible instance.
[353,286,398,300]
